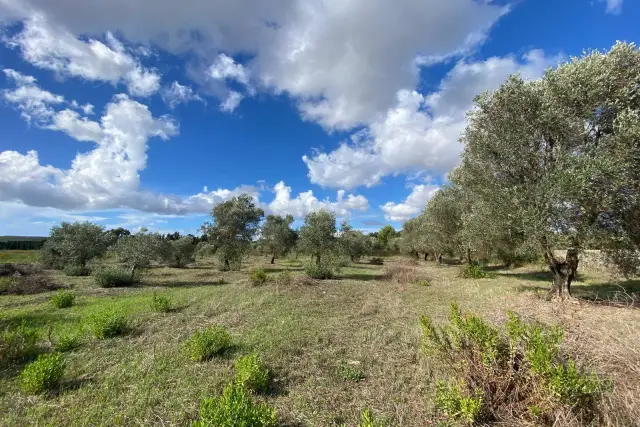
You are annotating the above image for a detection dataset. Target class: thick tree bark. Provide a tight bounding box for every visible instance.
[270,255,275,264]
[424,252,428,261]
[316,254,321,265]
[544,247,579,301]
[130,265,137,280]
[224,258,230,270]
[466,246,472,265]
[435,253,442,264]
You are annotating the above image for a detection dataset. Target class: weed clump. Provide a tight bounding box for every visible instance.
[250,268,268,286]
[358,408,385,427]
[273,271,293,286]
[337,361,365,382]
[63,264,91,277]
[421,303,610,425]
[416,280,431,287]
[94,265,139,288]
[183,325,232,361]
[304,263,334,280]
[369,257,384,265]
[87,308,130,339]
[50,289,76,309]
[151,293,172,313]
[459,263,489,279]
[54,331,82,353]
[0,323,41,365]
[192,381,277,427]
[383,263,423,283]
[20,352,66,394]
[235,353,270,393]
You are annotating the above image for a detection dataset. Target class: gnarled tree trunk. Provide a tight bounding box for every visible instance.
[270,255,275,264]
[424,252,428,261]
[435,253,442,264]
[544,247,579,301]
[316,254,321,265]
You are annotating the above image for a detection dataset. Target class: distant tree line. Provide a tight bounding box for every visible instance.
[0,239,47,250]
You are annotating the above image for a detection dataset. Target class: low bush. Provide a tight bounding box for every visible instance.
[94,266,139,288]
[54,331,82,353]
[87,309,130,339]
[273,271,293,286]
[383,264,423,284]
[459,263,490,279]
[304,263,334,280]
[421,303,610,425]
[50,289,76,309]
[63,264,91,277]
[0,323,40,365]
[235,353,270,393]
[151,293,172,313]
[250,268,268,286]
[369,257,384,265]
[20,352,66,394]
[192,381,277,427]
[337,361,365,382]
[183,325,232,361]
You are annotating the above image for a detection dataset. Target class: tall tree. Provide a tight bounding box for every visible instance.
[201,194,264,270]
[40,222,110,269]
[261,214,297,264]
[298,210,337,265]
[458,42,640,300]
[111,228,164,279]
[161,235,197,268]
[338,221,369,262]
[377,225,398,251]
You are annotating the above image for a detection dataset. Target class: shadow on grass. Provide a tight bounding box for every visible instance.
[264,267,304,273]
[150,279,227,288]
[339,273,384,281]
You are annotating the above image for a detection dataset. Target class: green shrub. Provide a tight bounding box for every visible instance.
[369,257,384,265]
[54,331,82,353]
[459,263,489,279]
[304,263,334,280]
[235,353,270,393]
[337,361,365,382]
[193,382,277,427]
[50,289,76,309]
[87,309,130,339]
[273,271,293,286]
[0,323,41,365]
[20,352,66,394]
[63,264,91,277]
[151,293,172,313]
[434,380,483,425]
[421,303,610,424]
[359,408,385,427]
[94,265,139,288]
[183,325,232,361]
[249,269,268,286]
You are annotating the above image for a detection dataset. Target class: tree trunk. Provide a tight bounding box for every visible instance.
[130,265,137,281]
[424,252,428,261]
[316,254,321,265]
[435,254,442,264]
[224,258,230,270]
[414,251,419,260]
[544,247,579,301]
[270,255,275,264]
[466,246,472,265]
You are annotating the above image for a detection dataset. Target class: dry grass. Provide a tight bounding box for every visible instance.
[0,256,638,426]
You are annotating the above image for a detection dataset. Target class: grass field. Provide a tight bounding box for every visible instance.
[0,250,38,263]
[1,255,639,426]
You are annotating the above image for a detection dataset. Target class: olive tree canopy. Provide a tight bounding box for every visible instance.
[298,210,337,265]
[457,42,640,299]
[261,214,297,264]
[40,221,110,268]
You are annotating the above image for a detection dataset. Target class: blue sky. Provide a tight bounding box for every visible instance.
[0,0,637,236]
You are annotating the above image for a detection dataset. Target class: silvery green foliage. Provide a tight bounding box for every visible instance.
[298,210,337,265]
[338,221,370,261]
[201,194,264,271]
[457,42,640,280]
[417,186,463,260]
[40,221,110,268]
[261,214,297,262]
[110,228,164,274]
[162,236,197,268]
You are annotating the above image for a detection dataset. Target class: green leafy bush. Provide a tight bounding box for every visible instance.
[359,408,385,427]
[94,265,139,288]
[87,308,130,339]
[337,361,365,382]
[304,263,334,280]
[183,325,232,361]
[250,269,268,286]
[192,381,277,427]
[235,353,270,393]
[54,331,82,353]
[0,323,41,365]
[459,263,489,279]
[369,257,384,265]
[50,289,76,309]
[151,293,172,313]
[273,271,293,286]
[63,264,91,277]
[421,303,610,425]
[20,352,66,394]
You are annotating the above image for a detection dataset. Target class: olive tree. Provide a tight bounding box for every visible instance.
[298,210,336,265]
[201,194,264,271]
[162,236,197,268]
[338,221,369,262]
[40,222,110,269]
[111,228,164,278]
[457,42,640,300]
[377,225,399,252]
[261,214,297,264]
[420,186,463,263]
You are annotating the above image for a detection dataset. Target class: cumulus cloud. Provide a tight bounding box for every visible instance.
[4,13,161,97]
[219,91,243,113]
[304,50,557,189]
[161,81,203,109]
[2,68,64,123]
[381,183,440,222]
[268,181,368,218]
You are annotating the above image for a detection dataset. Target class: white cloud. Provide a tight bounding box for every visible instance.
[161,81,203,109]
[47,109,104,142]
[5,13,161,97]
[209,53,250,86]
[268,181,368,218]
[219,91,243,113]
[2,68,64,123]
[381,183,439,221]
[600,0,623,14]
[304,50,557,189]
